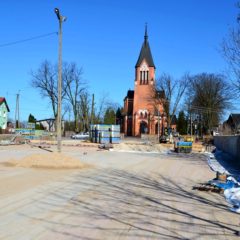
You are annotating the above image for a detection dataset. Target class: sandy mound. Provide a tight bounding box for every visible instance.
[112,142,168,153]
[8,153,90,169]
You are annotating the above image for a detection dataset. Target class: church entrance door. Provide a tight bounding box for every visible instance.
[140,121,148,134]
[127,117,132,136]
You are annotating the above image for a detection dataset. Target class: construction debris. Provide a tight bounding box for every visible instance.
[30,143,52,152]
[98,143,113,150]
[192,183,224,193]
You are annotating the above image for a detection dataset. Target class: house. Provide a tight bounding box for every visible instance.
[35,118,65,132]
[0,97,10,130]
[223,113,240,135]
[122,26,175,136]
[35,118,56,132]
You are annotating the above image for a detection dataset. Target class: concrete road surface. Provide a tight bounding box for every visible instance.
[0,145,240,239]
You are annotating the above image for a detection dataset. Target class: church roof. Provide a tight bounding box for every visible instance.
[170,115,177,125]
[124,90,134,100]
[135,25,155,68]
[228,113,240,126]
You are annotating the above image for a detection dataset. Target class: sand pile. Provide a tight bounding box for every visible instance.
[8,153,90,169]
[112,142,167,153]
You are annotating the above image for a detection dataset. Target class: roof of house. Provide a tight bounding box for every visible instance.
[229,114,240,125]
[36,118,55,123]
[135,25,155,68]
[0,97,10,112]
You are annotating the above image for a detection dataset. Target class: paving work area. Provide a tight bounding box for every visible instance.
[0,142,240,239]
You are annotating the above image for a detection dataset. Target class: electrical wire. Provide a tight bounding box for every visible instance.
[0,32,57,48]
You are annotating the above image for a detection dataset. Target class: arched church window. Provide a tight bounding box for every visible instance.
[142,71,149,84]
[140,62,149,85]
[140,71,145,85]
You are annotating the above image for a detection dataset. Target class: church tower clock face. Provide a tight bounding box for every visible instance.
[140,62,149,71]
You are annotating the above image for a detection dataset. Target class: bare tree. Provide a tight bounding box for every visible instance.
[221,2,240,95]
[62,104,71,122]
[78,90,91,132]
[31,60,69,119]
[63,62,86,132]
[153,73,188,128]
[94,93,110,123]
[186,73,233,133]
[93,92,120,124]
[31,60,58,118]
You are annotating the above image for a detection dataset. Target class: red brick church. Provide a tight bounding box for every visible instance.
[122,26,174,136]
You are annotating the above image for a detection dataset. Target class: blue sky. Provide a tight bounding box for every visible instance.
[0,0,239,122]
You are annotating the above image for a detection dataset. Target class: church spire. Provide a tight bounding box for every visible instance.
[135,25,155,68]
[144,23,148,45]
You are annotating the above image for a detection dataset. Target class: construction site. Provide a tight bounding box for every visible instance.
[1,133,240,240]
[1,2,240,239]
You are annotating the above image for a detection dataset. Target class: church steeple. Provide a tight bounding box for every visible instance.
[135,25,155,68]
[144,23,148,45]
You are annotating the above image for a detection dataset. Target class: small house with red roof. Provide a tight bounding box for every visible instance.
[0,97,10,130]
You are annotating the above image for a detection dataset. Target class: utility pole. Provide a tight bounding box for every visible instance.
[68,107,71,131]
[54,8,67,153]
[157,108,160,141]
[15,92,20,128]
[190,113,192,137]
[91,94,95,125]
[75,101,79,132]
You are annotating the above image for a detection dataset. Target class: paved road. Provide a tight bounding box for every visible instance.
[0,147,240,239]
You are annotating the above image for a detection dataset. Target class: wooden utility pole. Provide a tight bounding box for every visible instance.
[190,113,193,137]
[54,8,66,153]
[157,108,160,141]
[90,94,95,125]
[15,93,20,128]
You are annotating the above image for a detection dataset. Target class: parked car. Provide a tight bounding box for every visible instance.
[159,135,170,143]
[71,132,89,140]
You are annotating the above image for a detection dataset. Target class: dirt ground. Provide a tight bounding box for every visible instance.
[0,141,240,239]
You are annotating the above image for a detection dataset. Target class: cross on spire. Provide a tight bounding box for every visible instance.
[144,23,148,44]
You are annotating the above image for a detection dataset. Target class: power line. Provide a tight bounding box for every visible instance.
[154,98,233,114]
[0,32,57,48]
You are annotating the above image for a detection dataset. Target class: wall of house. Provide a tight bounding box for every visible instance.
[0,103,8,129]
[214,136,240,167]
